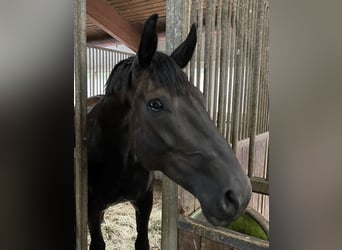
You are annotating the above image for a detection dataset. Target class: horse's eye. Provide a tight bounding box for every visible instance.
[148,98,163,112]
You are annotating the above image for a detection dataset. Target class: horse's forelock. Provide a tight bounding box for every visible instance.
[105,52,190,97]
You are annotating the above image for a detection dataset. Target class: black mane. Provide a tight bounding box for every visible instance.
[104,56,135,95]
[105,52,190,95]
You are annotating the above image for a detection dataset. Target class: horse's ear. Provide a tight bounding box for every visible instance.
[137,14,158,68]
[171,24,197,68]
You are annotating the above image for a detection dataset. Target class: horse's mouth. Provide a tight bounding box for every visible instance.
[204,214,236,227]
[201,205,246,227]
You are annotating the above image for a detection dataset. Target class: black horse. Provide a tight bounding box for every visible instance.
[87,14,252,250]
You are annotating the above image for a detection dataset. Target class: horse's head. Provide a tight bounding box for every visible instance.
[109,14,252,227]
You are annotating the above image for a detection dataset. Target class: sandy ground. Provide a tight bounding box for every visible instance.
[88,180,162,250]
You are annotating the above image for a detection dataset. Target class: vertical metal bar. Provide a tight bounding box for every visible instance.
[94,48,96,96]
[189,0,197,84]
[105,50,108,94]
[262,3,270,133]
[241,0,254,139]
[102,50,105,94]
[203,0,215,111]
[259,2,265,133]
[246,0,257,139]
[182,0,191,77]
[238,0,248,140]
[101,49,103,93]
[218,0,229,134]
[208,0,217,116]
[74,0,87,249]
[87,48,89,97]
[262,2,269,134]
[257,3,264,134]
[109,51,112,77]
[111,50,114,73]
[242,1,249,139]
[265,2,270,132]
[91,48,94,96]
[105,50,109,94]
[99,49,101,95]
[97,49,100,95]
[88,48,92,97]
[196,0,203,89]
[93,48,96,95]
[248,0,264,177]
[231,0,246,152]
[222,0,229,137]
[258,60,264,134]
[101,49,104,92]
[106,50,109,93]
[107,50,110,81]
[225,0,236,143]
[213,0,222,126]
[87,47,89,97]
[247,0,256,137]
[93,48,96,96]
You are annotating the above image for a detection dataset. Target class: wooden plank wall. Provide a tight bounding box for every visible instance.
[177,217,269,250]
[236,132,269,220]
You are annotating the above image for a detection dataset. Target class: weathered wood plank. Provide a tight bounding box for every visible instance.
[178,230,201,250]
[178,216,269,250]
[236,132,269,195]
[201,237,234,250]
[74,0,88,249]
[161,1,186,249]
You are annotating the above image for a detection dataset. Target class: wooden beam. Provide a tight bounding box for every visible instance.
[161,1,184,249]
[250,177,269,195]
[74,0,88,249]
[86,0,140,52]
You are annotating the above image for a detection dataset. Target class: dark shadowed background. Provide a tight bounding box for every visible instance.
[270,0,342,249]
[0,1,74,249]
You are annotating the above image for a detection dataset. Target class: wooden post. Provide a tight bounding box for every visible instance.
[74,0,88,249]
[161,1,185,249]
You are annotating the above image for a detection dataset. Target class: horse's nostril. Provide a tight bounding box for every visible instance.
[225,190,233,202]
[224,190,239,211]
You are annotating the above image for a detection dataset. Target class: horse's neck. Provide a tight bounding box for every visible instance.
[100,95,146,171]
[87,94,129,164]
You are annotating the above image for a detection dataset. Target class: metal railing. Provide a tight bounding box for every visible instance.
[86,46,134,97]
